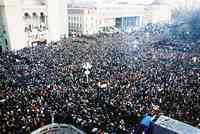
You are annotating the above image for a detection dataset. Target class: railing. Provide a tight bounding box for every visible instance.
[31,123,85,134]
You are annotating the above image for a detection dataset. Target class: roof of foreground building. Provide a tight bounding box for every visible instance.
[31,123,85,134]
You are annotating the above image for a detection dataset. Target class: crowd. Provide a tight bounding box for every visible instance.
[0,31,200,134]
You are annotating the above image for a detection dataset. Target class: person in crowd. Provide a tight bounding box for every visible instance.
[136,113,153,134]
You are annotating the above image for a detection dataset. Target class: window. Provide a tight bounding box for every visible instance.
[40,12,45,22]
[32,12,37,17]
[24,12,29,17]
[24,12,30,19]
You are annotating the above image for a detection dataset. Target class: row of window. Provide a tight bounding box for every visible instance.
[69,16,96,23]
[24,16,46,23]
[69,23,82,28]
[69,28,83,33]
[24,12,46,17]
[69,23,83,33]
[68,16,82,22]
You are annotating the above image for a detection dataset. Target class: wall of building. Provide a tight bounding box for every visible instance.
[151,5,171,24]
[115,16,141,32]
[98,17,115,30]
[68,4,146,35]
[68,8,98,35]
[69,15,84,33]
[0,0,3,5]
[1,0,69,50]
[0,0,69,50]
[22,0,45,6]
[97,4,145,18]
[22,5,48,46]
[3,0,27,50]
[47,0,68,42]
[97,4,144,31]
[23,6,47,28]
[83,9,98,35]
[143,4,171,25]
[68,8,84,34]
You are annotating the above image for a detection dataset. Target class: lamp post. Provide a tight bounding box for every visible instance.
[83,62,92,83]
[51,110,55,124]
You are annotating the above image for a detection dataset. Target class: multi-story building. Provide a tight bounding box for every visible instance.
[0,0,68,50]
[0,0,26,50]
[68,0,172,35]
[98,3,144,32]
[143,0,171,25]
[68,7,98,35]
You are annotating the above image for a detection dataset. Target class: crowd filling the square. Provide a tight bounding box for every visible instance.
[0,28,200,133]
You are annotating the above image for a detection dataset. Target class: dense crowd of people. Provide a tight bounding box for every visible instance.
[0,31,200,134]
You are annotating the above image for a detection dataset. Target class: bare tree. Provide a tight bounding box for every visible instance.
[170,3,200,41]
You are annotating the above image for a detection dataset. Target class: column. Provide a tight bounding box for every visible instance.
[3,0,26,50]
[139,16,143,27]
[47,0,68,43]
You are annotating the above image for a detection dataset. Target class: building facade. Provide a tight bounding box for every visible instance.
[68,1,172,35]
[143,1,171,25]
[97,3,144,32]
[0,0,68,50]
[0,0,27,50]
[68,7,98,35]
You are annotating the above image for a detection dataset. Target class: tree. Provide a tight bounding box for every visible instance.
[171,4,200,41]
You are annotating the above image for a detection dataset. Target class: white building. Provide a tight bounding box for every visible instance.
[0,0,27,50]
[68,1,172,35]
[68,3,144,35]
[143,0,172,25]
[68,7,98,35]
[0,0,68,51]
[97,3,144,32]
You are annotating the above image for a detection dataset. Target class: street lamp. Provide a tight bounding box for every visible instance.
[83,62,92,83]
[133,40,139,50]
[51,110,55,124]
